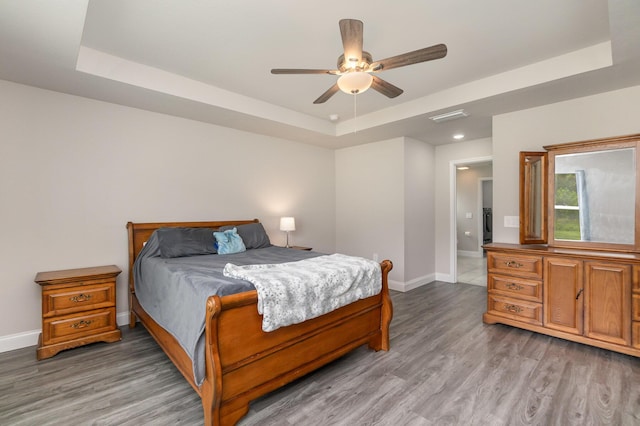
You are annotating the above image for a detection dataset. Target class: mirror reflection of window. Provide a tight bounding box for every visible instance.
[554,171,589,241]
[554,172,580,240]
[553,147,635,244]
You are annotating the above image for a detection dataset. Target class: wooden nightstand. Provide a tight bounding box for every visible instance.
[35,265,122,360]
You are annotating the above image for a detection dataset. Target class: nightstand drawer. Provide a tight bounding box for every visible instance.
[488,274,542,302]
[488,252,543,279]
[42,308,117,345]
[42,280,116,317]
[487,294,542,325]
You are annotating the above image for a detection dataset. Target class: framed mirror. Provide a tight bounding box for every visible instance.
[519,152,547,244]
[546,135,640,251]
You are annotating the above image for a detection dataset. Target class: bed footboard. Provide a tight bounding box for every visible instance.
[201,259,393,426]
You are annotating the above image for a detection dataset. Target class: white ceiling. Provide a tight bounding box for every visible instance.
[1,0,639,149]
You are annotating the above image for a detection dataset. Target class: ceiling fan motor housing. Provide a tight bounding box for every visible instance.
[338,52,373,73]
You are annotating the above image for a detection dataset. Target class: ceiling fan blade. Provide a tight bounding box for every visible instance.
[372,43,447,71]
[339,19,364,64]
[271,68,338,75]
[313,83,340,104]
[370,75,403,98]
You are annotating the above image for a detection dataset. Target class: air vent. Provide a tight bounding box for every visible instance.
[428,109,469,123]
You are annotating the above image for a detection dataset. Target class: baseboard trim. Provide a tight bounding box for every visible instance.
[457,250,483,258]
[116,311,129,327]
[0,311,131,354]
[389,273,435,292]
[435,272,455,283]
[0,329,40,353]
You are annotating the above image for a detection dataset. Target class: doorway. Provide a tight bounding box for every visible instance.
[451,157,492,285]
[479,177,493,251]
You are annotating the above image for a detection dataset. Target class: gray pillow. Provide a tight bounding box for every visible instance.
[219,222,271,249]
[156,227,217,258]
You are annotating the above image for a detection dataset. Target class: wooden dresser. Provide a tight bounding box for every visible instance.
[484,243,640,357]
[35,265,122,360]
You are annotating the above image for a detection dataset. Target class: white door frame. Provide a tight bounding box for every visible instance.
[450,156,492,283]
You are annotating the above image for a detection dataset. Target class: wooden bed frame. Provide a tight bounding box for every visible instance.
[127,219,393,426]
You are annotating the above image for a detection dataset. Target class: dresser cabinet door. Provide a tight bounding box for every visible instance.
[584,262,631,346]
[544,257,583,335]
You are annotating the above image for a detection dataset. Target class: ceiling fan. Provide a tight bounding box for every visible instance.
[271,19,447,104]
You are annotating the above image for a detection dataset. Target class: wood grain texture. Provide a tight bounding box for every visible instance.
[2,282,640,425]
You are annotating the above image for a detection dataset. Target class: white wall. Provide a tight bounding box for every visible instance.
[492,84,640,244]
[336,138,435,291]
[0,79,335,349]
[404,138,436,287]
[335,138,405,283]
[335,137,436,290]
[434,138,493,282]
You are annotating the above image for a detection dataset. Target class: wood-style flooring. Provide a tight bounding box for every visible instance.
[1,282,639,425]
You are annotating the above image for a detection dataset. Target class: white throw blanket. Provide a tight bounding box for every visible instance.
[223,253,382,332]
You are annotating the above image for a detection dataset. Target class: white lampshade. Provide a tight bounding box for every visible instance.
[280,217,296,232]
[337,71,373,94]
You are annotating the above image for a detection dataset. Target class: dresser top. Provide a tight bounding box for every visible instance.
[484,243,640,262]
[35,265,121,285]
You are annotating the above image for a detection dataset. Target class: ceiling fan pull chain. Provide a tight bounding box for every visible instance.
[353,93,357,133]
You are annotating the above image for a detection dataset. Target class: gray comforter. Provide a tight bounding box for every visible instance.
[133,232,320,386]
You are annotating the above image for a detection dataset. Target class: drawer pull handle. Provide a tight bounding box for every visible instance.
[576,288,584,300]
[505,283,524,291]
[504,304,523,313]
[70,320,93,329]
[69,294,92,303]
[504,261,523,268]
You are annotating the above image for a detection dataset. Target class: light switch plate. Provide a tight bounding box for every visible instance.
[504,216,520,228]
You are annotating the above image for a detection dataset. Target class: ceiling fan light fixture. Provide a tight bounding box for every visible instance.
[337,71,373,95]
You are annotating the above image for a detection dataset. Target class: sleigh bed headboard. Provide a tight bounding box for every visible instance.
[126,219,259,292]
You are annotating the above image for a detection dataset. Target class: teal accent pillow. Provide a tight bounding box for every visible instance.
[219,223,271,249]
[213,228,246,255]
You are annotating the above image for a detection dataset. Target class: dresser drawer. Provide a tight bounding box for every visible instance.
[41,308,117,345]
[488,274,542,302]
[487,294,542,325]
[488,252,543,279]
[42,280,116,317]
